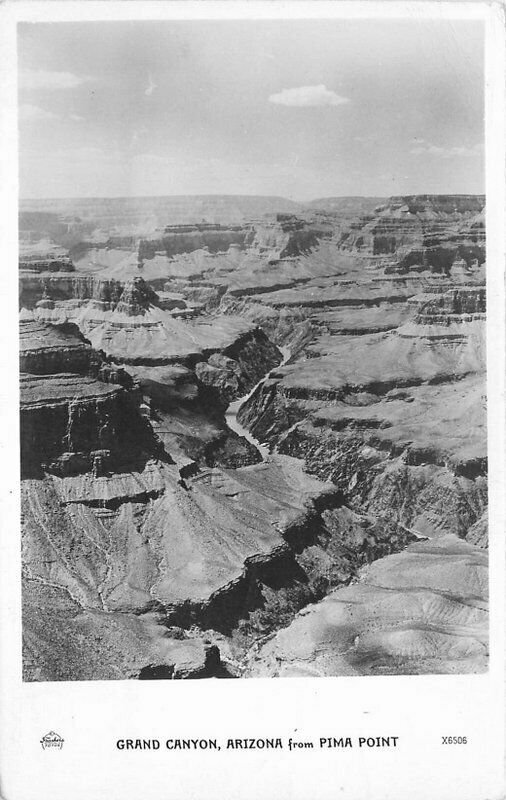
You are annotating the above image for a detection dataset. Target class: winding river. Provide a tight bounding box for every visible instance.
[225,344,291,460]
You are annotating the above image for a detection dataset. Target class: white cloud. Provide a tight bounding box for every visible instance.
[19,69,90,91]
[19,105,87,124]
[410,142,483,158]
[144,73,157,97]
[19,104,59,122]
[268,84,350,108]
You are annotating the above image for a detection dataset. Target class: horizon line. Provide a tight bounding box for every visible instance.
[19,191,486,204]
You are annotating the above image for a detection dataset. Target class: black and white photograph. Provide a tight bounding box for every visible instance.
[1,3,505,799]
[17,16,490,683]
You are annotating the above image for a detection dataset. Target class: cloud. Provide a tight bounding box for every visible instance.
[268,84,350,108]
[19,104,59,122]
[410,142,483,158]
[145,73,157,97]
[19,104,86,123]
[19,69,90,91]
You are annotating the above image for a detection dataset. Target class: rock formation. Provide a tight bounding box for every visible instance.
[19,320,162,478]
[245,535,488,677]
[19,193,488,680]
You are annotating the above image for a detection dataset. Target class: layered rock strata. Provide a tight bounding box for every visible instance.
[19,320,161,478]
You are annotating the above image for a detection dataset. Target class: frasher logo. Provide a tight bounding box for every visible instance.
[40,732,64,750]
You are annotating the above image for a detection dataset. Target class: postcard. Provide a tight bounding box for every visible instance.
[0,2,504,798]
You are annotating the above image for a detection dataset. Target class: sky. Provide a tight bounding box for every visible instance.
[18,19,485,200]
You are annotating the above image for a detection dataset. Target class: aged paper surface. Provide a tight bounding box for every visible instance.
[0,2,504,798]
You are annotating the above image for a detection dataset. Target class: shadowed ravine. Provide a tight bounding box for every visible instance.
[225,345,292,459]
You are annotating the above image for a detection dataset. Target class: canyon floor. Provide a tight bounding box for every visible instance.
[19,194,488,680]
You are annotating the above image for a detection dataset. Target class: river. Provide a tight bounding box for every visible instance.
[225,345,291,460]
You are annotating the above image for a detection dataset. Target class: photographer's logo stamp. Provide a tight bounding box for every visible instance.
[40,731,64,750]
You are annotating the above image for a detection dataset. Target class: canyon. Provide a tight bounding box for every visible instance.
[19,194,488,681]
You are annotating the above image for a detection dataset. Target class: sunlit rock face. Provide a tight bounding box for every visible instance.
[19,193,488,681]
[336,194,486,276]
[114,276,160,316]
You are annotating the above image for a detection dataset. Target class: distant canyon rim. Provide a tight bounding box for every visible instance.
[19,193,488,680]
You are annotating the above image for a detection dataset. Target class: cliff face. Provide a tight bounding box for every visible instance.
[415,285,486,321]
[196,329,282,403]
[196,331,281,406]
[115,276,160,316]
[20,320,100,375]
[137,215,324,266]
[19,320,161,478]
[19,272,124,310]
[140,228,255,261]
[251,216,322,260]
[336,194,486,275]
[20,377,162,478]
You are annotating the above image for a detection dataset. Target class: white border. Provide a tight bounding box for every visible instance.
[0,4,504,800]
[1,0,493,21]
